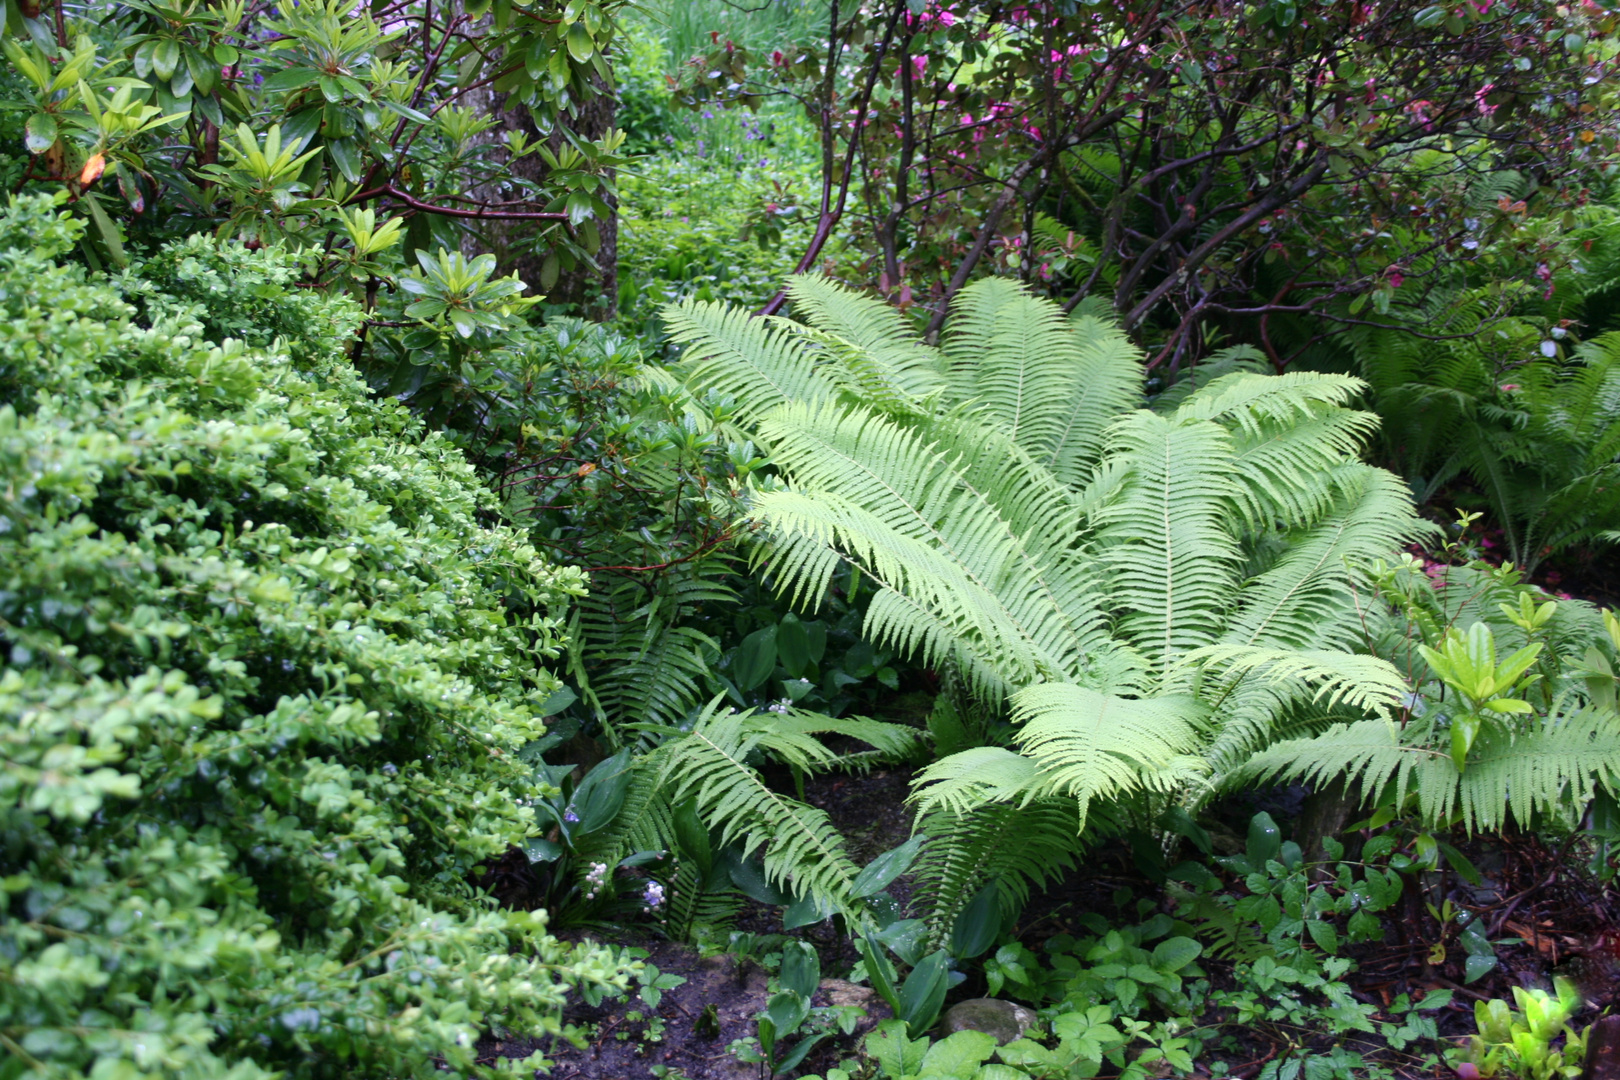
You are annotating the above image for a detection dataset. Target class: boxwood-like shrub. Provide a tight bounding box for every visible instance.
[0,195,629,1079]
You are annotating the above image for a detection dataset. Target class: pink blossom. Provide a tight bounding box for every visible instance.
[1404,99,1434,131]
[905,4,956,30]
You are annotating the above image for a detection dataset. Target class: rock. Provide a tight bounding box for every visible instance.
[939,998,1037,1045]
[819,978,879,1012]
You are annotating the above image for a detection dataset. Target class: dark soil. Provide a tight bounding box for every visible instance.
[477,768,916,1080]
[478,940,888,1080]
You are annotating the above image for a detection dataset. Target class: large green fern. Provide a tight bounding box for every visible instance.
[664,275,1439,927]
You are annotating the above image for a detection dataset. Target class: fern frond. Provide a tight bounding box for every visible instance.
[578,757,676,867]
[1067,294,1119,324]
[1174,371,1367,436]
[1093,411,1241,677]
[1149,346,1267,414]
[1235,705,1620,832]
[1007,683,1208,829]
[1183,644,1409,717]
[1168,882,1272,961]
[768,711,925,768]
[1452,707,1620,830]
[751,400,1101,692]
[1227,412,1383,530]
[570,565,735,738]
[1043,316,1144,487]
[661,858,745,942]
[911,798,1084,949]
[909,746,1042,818]
[785,273,946,402]
[665,296,837,423]
[653,698,861,907]
[942,278,1129,471]
[1222,467,1429,652]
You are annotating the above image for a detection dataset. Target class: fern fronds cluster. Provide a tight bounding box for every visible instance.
[581,696,920,930]
[1240,559,1620,833]
[664,274,1436,924]
[1338,229,1620,573]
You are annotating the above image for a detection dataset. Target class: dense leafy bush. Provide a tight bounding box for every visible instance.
[0,195,630,1079]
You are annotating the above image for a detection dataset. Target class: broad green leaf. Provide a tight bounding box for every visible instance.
[899,950,951,1035]
[950,882,1000,959]
[261,66,322,94]
[566,21,594,62]
[917,1029,996,1079]
[733,625,777,692]
[780,940,820,999]
[23,112,55,154]
[850,834,927,899]
[1150,936,1201,972]
[777,613,812,677]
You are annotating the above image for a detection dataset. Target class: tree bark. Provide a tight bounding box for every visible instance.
[466,84,619,320]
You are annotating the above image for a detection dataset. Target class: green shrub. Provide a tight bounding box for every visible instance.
[0,195,630,1079]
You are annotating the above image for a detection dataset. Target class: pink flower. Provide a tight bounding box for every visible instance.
[1389,269,1404,288]
[905,4,956,29]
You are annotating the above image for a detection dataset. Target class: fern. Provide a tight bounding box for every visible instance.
[1236,705,1620,833]
[1339,265,1620,572]
[646,697,866,908]
[664,275,1431,930]
[911,798,1085,949]
[569,560,734,744]
[1093,410,1242,678]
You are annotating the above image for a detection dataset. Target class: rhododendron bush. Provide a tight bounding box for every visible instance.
[676,0,1620,365]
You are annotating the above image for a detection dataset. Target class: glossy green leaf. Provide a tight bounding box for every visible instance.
[733,625,777,692]
[777,613,811,677]
[850,833,927,900]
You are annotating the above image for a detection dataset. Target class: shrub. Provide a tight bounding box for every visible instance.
[0,195,630,1079]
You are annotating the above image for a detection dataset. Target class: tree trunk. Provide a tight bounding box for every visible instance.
[464,84,619,321]
[1297,778,1361,867]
